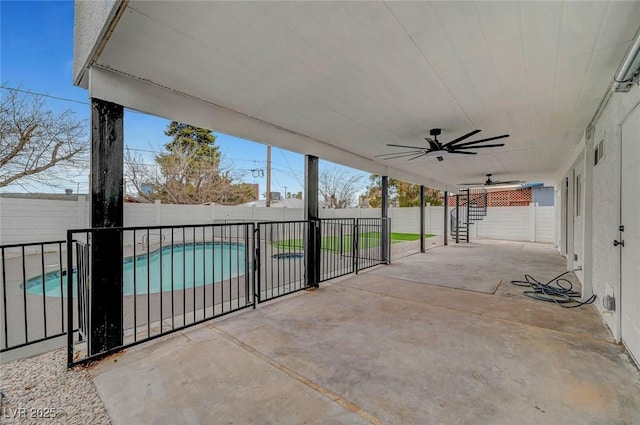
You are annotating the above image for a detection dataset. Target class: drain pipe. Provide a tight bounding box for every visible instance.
[612,30,640,92]
[587,28,640,135]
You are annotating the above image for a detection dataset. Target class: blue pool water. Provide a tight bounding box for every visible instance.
[24,242,246,297]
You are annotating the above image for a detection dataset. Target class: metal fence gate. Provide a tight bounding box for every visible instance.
[256,221,310,303]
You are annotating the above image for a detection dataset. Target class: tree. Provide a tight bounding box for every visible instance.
[319,167,363,208]
[365,175,442,207]
[0,87,87,189]
[125,121,255,205]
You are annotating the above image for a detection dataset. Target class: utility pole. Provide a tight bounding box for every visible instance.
[266,145,271,207]
[283,185,288,199]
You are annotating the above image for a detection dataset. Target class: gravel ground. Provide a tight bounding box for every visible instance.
[0,349,111,425]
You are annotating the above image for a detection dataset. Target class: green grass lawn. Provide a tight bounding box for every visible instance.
[270,232,434,251]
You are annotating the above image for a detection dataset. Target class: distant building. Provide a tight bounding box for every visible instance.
[0,192,86,201]
[446,185,555,207]
[140,182,154,195]
[240,197,304,208]
[269,191,281,202]
[250,184,259,201]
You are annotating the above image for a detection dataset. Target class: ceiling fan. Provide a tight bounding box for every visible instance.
[375,128,509,162]
[459,173,525,187]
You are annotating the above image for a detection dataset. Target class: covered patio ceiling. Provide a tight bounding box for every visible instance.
[76,1,640,189]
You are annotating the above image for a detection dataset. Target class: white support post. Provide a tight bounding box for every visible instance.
[529,203,537,242]
[77,195,86,227]
[154,199,161,225]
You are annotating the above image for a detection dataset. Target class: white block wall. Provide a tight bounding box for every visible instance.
[534,206,555,243]
[0,198,85,244]
[474,206,555,243]
[0,198,554,245]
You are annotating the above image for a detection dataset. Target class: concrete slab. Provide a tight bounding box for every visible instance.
[370,248,501,293]
[88,240,640,425]
[89,327,371,425]
[215,285,640,425]
[371,239,576,295]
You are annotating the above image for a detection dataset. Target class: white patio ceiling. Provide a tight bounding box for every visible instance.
[78,1,640,189]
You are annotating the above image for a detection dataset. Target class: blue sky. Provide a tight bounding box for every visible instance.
[0,1,369,198]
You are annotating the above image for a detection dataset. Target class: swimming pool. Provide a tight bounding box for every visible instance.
[23,242,247,297]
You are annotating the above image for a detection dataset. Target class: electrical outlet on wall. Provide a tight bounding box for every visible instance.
[574,254,578,261]
[603,295,616,311]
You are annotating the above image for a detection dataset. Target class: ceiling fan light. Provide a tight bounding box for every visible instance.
[426,150,448,158]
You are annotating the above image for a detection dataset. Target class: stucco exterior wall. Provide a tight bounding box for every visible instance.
[589,83,640,337]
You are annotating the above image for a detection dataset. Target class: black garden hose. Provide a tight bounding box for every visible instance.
[510,270,596,308]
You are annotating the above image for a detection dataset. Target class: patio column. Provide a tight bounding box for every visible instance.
[90,98,124,355]
[420,185,426,253]
[304,155,320,288]
[582,124,595,301]
[455,194,460,243]
[443,191,448,246]
[381,175,390,263]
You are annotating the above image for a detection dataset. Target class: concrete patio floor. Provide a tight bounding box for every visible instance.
[88,240,640,425]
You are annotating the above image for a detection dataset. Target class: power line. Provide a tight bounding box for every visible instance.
[279,149,304,187]
[1,85,88,106]
[1,87,300,171]
[1,85,146,115]
[126,146,266,161]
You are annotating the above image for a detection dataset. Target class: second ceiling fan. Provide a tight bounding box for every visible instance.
[459,173,525,187]
[376,128,509,162]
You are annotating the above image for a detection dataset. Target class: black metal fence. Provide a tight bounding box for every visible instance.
[68,222,256,365]
[1,240,75,353]
[1,217,391,361]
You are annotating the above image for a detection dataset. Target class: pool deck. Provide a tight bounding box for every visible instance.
[88,240,640,425]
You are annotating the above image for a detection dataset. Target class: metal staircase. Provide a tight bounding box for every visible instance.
[449,187,488,243]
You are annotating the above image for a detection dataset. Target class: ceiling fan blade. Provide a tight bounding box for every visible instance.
[459,182,485,186]
[375,150,424,157]
[424,137,439,150]
[442,129,481,148]
[451,134,509,148]
[382,152,428,160]
[492,180,525,185]
[448,151,477,155]
[386,143,428,150]
[407,152,428,161]
[451,143,505,150]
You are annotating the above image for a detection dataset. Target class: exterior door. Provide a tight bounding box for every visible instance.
[621,105,640,364]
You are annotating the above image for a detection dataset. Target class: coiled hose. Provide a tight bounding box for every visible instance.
[510,270,596,308]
